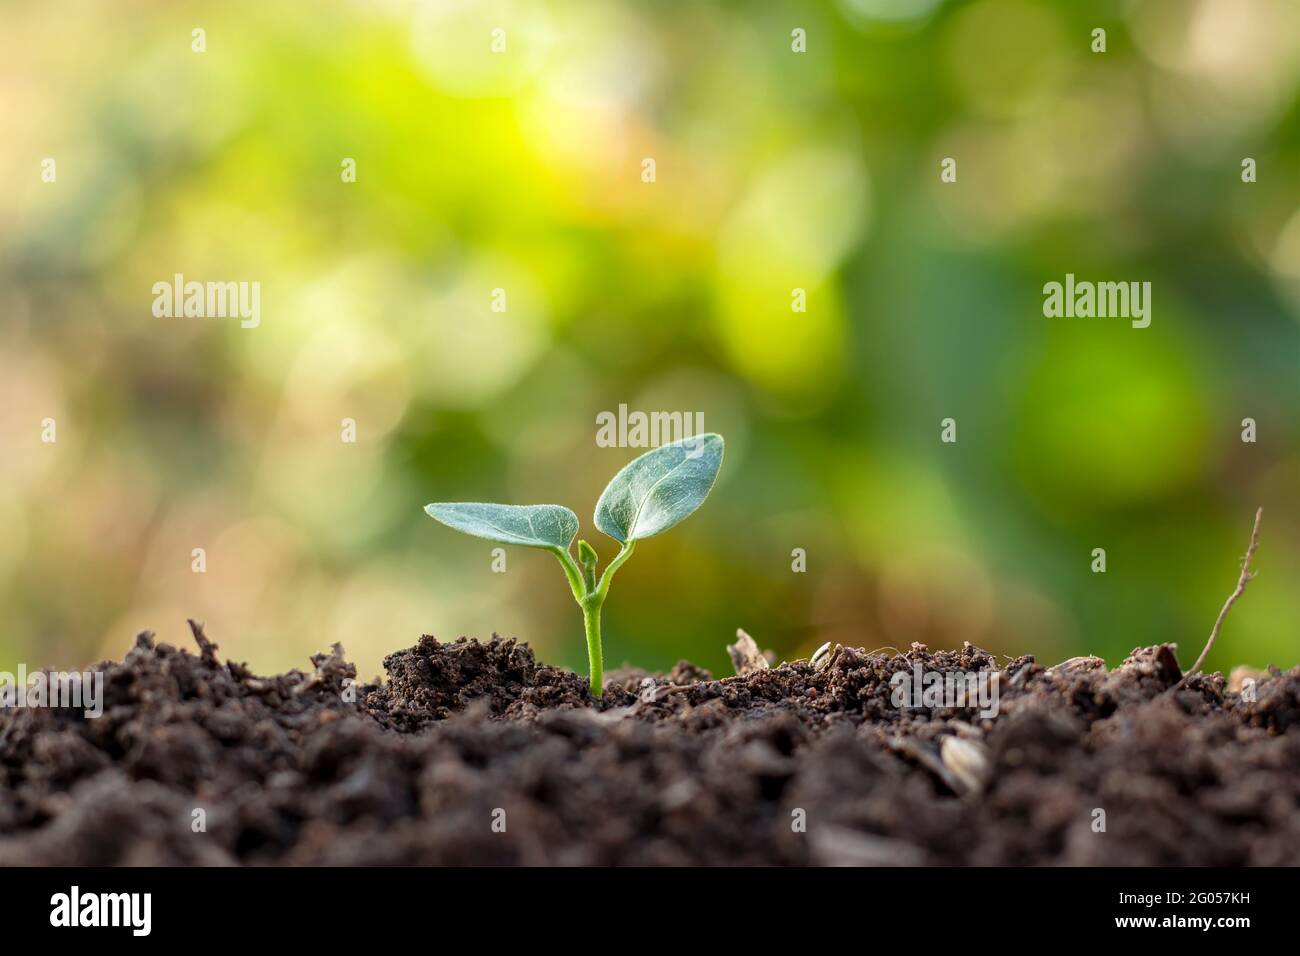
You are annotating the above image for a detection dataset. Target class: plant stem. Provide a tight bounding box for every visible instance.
[595,541,635,601]
[553,541,636,699]
[552,546,586,603]
[582,597,604,699]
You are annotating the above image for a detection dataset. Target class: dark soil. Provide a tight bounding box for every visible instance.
[2,622,1298,865]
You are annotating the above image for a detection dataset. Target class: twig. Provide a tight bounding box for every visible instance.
[1182,507,1263,682]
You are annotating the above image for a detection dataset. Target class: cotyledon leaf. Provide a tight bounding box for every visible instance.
[423,502,579,549]
[594,434,724,544]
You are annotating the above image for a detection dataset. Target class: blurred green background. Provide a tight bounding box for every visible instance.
[2,0,1298,682]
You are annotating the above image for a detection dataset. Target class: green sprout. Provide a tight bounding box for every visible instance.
[424,433,724,698]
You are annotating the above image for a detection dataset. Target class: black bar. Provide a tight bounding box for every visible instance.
[0,866,1279,940]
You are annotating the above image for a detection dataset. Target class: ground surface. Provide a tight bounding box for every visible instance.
[1,623,1298,865]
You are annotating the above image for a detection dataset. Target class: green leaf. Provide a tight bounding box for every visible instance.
[424,502,578,549]
[594,434,724,544]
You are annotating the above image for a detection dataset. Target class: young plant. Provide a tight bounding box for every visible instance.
[424,433,724,698]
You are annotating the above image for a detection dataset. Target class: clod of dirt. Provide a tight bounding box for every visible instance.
[2,626,1299,865]
[363,635,622,731]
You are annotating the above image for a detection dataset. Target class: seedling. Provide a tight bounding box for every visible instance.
[424,433,724,697]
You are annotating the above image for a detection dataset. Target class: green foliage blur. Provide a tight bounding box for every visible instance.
[2,0,1298,682]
